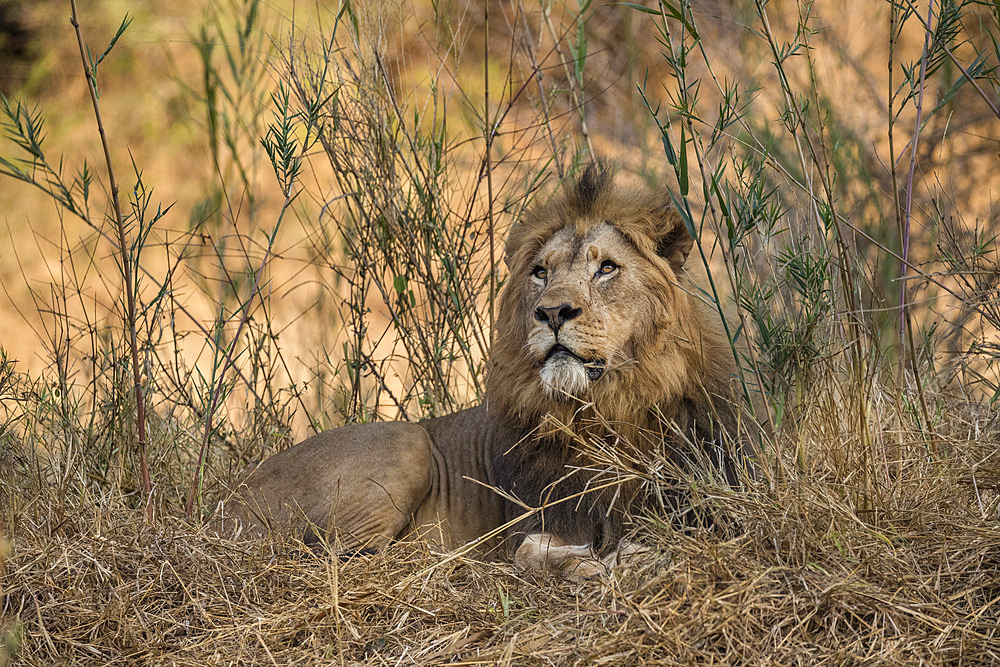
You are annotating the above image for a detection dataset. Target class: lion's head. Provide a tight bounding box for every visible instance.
[486,163,738,445]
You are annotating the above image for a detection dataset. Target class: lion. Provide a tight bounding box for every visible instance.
[218,162,747,579]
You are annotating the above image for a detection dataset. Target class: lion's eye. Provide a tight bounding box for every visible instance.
[597,260,618,277]
[531,265,547,281]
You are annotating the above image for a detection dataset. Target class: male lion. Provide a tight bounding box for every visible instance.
[221,163,747,578]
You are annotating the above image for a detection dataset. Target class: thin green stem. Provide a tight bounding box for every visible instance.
[69,0,152,519]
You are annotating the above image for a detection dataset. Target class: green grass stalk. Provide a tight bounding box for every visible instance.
[68,0,152,518]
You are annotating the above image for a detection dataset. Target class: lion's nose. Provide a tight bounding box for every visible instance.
[534,303,582,332]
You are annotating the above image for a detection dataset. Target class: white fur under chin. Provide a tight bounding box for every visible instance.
[540,356,589,398]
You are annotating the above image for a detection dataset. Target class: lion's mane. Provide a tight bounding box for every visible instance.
[485,163,740,453]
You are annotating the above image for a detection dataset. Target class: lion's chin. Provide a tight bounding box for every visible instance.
[539,354,604,399]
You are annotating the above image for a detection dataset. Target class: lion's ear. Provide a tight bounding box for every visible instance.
[655,208,694,273]
[503,223,527,269]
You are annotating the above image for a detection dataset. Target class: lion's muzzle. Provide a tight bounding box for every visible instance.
[540,343,605,397]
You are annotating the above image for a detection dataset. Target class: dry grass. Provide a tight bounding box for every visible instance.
[3,380,999,665]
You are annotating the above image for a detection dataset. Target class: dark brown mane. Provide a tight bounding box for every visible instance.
[570,159,615,215]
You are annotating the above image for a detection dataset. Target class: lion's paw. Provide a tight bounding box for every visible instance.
[514,533,648,581]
